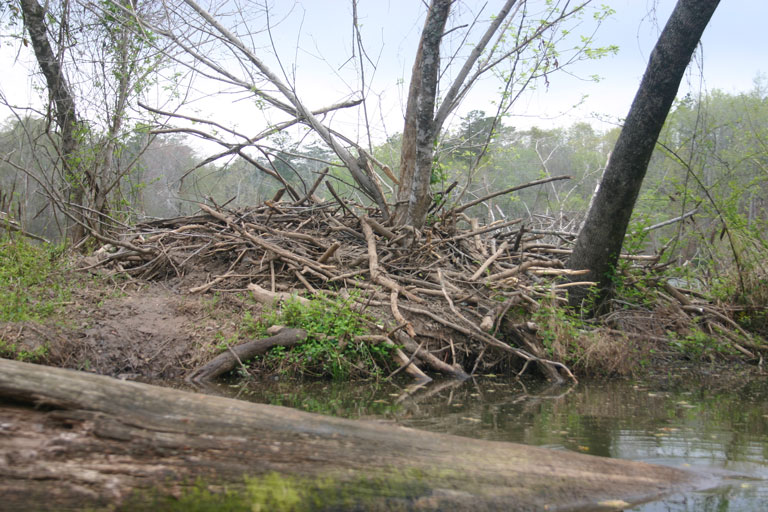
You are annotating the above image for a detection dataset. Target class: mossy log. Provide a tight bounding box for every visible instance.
[0,358,701,511]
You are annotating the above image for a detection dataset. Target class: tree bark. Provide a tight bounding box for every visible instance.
[20,0,85,242]
[393,0,452,229]
[568,0,720,307]
[0,358,697,511]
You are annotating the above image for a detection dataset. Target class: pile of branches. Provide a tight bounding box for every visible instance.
[85,186,766,383]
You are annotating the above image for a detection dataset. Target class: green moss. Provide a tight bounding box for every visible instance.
[123,470,435,511]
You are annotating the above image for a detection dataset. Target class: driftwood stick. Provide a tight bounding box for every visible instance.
[0,358,695,511]
[187,327,308,382]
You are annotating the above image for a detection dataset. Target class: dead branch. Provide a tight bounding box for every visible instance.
[451,175,572,215]
[187,327,307,382]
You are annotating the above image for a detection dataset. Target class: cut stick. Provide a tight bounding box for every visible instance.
[248,282,309,306]
[361,217,423,303]
[528,268,590,276]
[318,242,340,263]
[471,240,508,280]
[440,218,523,243]
[484,259,554,284]
[189,248,248,294]
[391,290,417,338]
[439,270,574,383]
[295,167,330,205]
[392,331,469,380]
[366,217,396,239]
[470,218,488,257]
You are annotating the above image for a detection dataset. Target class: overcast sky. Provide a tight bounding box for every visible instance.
[1,0,764,145]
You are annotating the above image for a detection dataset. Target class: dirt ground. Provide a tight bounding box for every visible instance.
[1,269,260,381]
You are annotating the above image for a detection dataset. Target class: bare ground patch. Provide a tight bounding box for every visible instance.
[1,274,260,380]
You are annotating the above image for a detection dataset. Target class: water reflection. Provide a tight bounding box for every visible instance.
[211,375,768,510]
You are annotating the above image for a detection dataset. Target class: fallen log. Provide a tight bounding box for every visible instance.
[0,358,701,511]
[186,327,308,383]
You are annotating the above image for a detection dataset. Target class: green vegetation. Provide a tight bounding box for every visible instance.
[126,470,432,512]
[0,338,48,362]
[668,327,738,358]
[0,234,68,323]
[249,294,392,380]
[0,234,70,362]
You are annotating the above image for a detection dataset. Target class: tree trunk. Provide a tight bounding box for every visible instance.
[20,0,85,242]
[393,0,452,229]
[0,358,697,510]
[568,0,720,307]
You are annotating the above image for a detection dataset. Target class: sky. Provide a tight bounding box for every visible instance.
[278,0,765,137]
[0,0,765,149]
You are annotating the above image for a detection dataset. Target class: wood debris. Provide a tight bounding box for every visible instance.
[87,193,766,382]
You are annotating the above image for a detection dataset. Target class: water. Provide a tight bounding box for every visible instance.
[214,373,768,510]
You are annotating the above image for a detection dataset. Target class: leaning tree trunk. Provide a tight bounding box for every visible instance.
[568,0,721,307]
[20,0,85,242]
[393,0,452,229]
